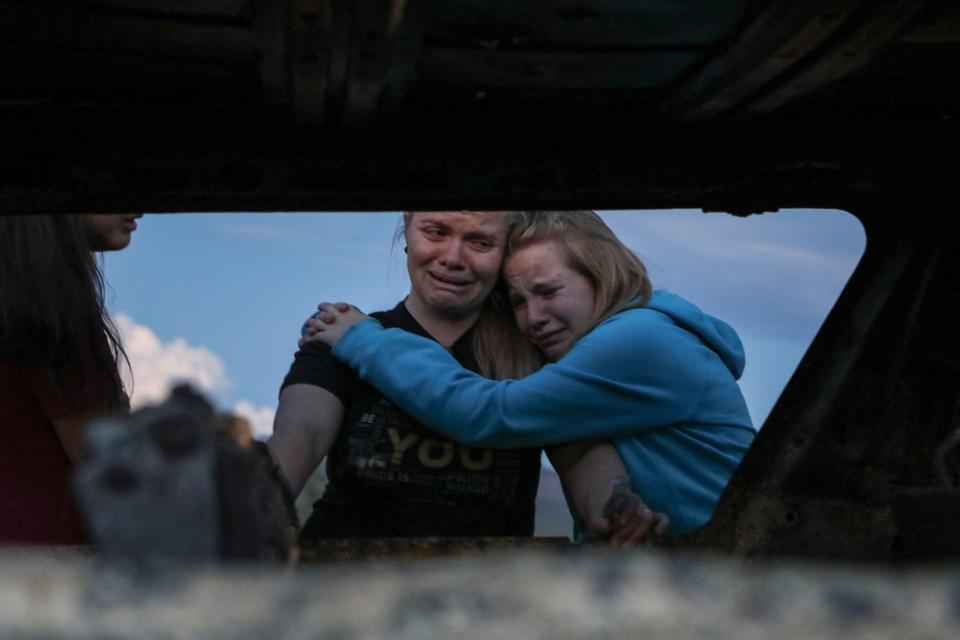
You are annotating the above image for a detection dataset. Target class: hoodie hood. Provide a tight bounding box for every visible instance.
[643,290,746,379]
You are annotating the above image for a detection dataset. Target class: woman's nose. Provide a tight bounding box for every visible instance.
[526,301,549,327]
[438,239,465,266]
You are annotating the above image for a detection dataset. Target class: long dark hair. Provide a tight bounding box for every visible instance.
[0,215,128,409]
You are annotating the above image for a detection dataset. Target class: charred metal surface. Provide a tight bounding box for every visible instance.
[78,386,568,563]
[300,536,571,563]
[663,0,862,117]
[2,0,959,210]
[746,0,928,114]
[678,207,960,561]
[3,549,960,639]
[4,0,960,567]
[74,386,293,565]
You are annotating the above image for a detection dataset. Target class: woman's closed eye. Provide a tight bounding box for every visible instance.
[469,238,496,251]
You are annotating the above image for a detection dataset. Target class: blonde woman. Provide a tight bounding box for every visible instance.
[272,211,662,544]
[303,211,754,536]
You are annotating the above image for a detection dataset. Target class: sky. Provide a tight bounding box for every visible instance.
[101,209,865,442]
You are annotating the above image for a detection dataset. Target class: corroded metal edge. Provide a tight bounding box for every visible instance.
[298,536,572,563]
[2,547,960,639]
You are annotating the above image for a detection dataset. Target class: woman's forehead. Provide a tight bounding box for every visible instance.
[409,210,511,232]
[504,240,566,279]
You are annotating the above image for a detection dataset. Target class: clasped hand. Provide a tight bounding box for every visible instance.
[299,302,370,350]
[592,490,669,547]
[298,301,671,547]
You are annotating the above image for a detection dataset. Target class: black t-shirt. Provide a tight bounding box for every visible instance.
[282,300,541,538]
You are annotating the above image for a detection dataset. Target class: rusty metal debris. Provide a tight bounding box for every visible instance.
[73,386,294,566]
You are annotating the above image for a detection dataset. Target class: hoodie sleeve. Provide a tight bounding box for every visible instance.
[331,311,706,449]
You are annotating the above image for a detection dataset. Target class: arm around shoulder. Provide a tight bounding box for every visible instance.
[331,310,699,447]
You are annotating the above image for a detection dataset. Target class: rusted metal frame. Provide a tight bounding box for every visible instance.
[343,0,399,120]
[749,0,929,113]
[734,218,951,531]
[0,2,261,63]
[731,213,918,488]
[341,0,423,124]
[661,0,860,117]
[715,492,896,560]
[684,210,919,558]
[5,550,960,638]
[419,48,698,90]
[44,0,254,22]
[282,0,426,125]
[719,211,960,561]
[934,428,960,487]
[876,224,945,414]
[254,1,289,110]
[287,0,333,122]
[325,0,350,103]
[75,386,293,564]
[934,341,960,488]
[299,536,570,564]
[423,0,744,50]
[831,218,960,498]
[2,43,262,101]
[871,222,960,559]
[899,0,960,43]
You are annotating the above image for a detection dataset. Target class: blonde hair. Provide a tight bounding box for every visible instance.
[509,210,653,333]
[401,211,543,380]
[471,283,544,379]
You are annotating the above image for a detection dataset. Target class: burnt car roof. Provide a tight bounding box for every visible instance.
[2,0,958,213]
[5,1,960,565]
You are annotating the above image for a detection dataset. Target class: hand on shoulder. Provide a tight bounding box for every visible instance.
[299,302,371,350]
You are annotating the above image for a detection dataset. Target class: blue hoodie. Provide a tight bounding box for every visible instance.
[332,290,755,534]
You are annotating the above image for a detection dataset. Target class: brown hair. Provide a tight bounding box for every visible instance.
[471,281,544,379]
[0,215,128,410]
[508,210,653,334]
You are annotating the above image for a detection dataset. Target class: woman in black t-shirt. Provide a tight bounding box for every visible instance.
[270,211,658,543]
[270,211,544,537]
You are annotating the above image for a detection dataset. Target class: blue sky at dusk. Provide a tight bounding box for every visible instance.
[101,209,865,439]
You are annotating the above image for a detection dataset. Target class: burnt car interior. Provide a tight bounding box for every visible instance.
[3,0,960,564]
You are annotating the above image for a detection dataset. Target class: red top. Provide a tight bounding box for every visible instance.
[0,349,115,545]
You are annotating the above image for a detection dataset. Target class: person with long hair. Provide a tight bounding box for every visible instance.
[270,211,663,543]
[0,213,142,544]
[303,211,755,536]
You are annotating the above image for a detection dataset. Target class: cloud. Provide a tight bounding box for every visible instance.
[232,400,276,440]
[115,313,228,408]
[600,209,866,341]
[115,315,277,439]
